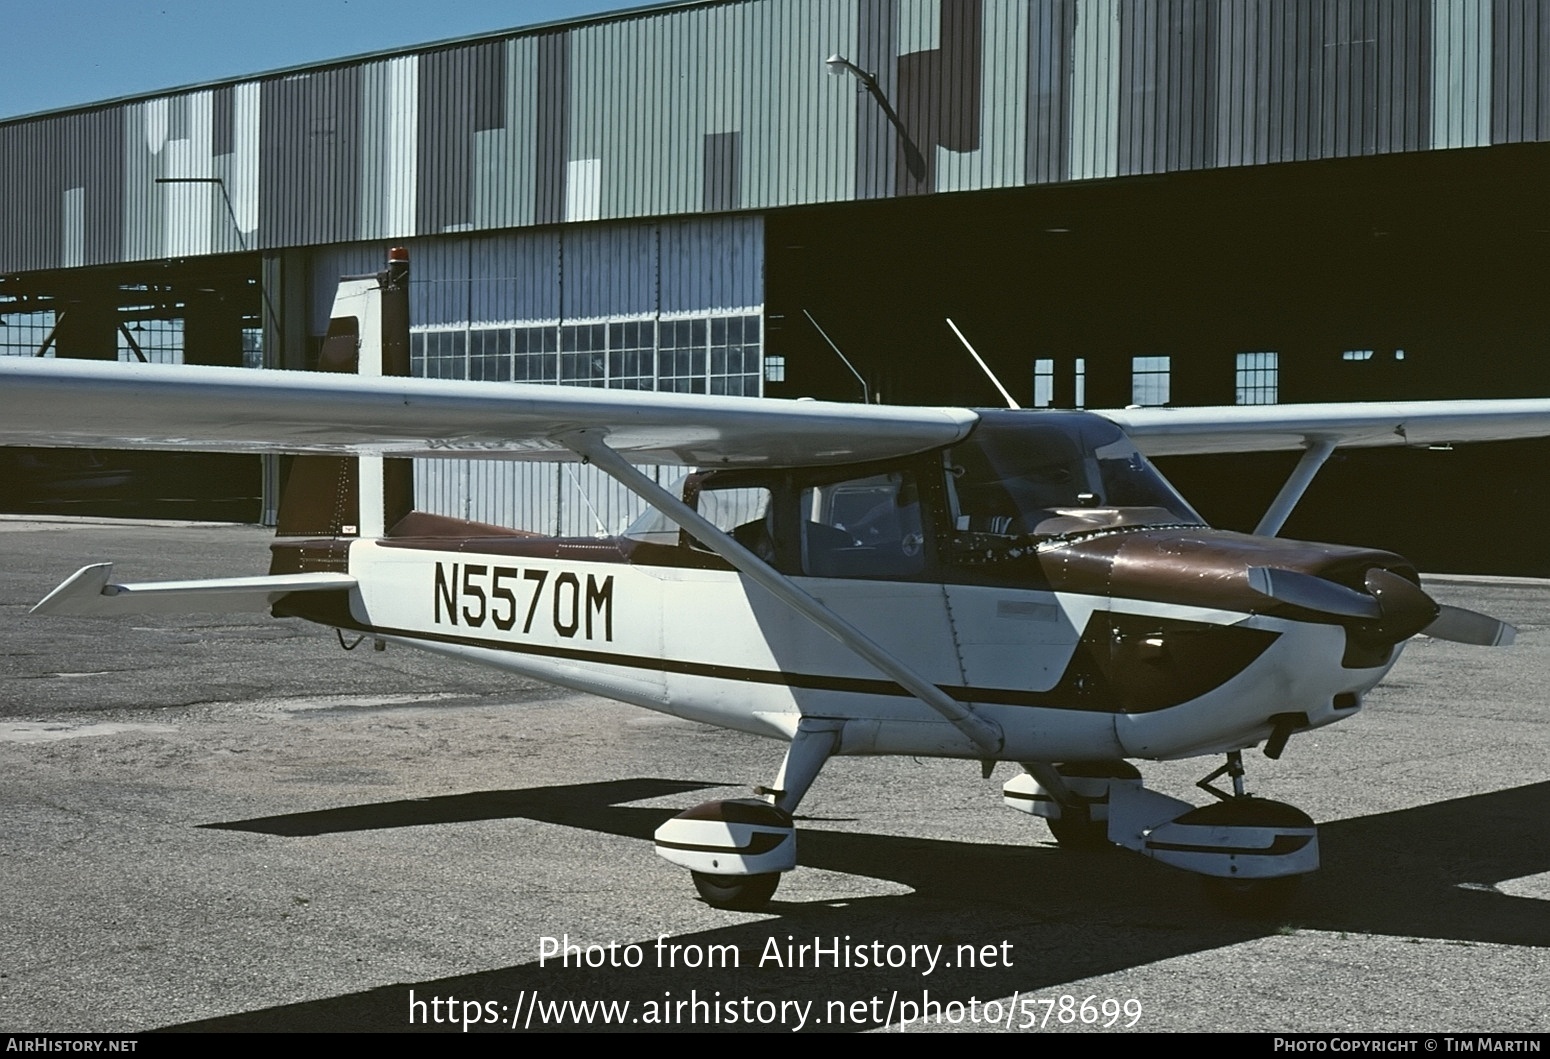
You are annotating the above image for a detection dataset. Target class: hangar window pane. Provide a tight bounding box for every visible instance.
[122,319,183,365]
[1131,355,1170,406]
[608,320,655,390]
[708,313,762,396]
[0,310,56,357]
[403,313,759,395]
[1033,359,1054,407]
[469,329,512,381]
[1074,358,1085,408]
[1342,349,1374,361]
[658,318,705,394]
[560,323,607,387]
[241,327,264,370]
[412,330,467,380]
[513,326,559,383]
[1234,351,1278,405]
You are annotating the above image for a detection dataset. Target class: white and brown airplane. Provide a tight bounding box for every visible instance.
[3,250,1544,912]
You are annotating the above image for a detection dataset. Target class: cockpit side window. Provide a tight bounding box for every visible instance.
[689,483,776,562]
[622,473,781,562]
[800,471,926,579]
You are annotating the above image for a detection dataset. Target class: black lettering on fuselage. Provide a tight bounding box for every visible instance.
[491,567,518,631]
[434,562,458,625]
[431,561,613,642]
[461,564,488,626]
[586,574,613,641]
[553,572,581,638]
[522,569,547,632]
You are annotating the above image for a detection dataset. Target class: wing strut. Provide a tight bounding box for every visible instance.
[560,429,1005,756]
[1253,437,1337,537]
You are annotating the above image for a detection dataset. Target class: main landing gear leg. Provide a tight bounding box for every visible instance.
[653,719,841,911]
[1002,761,1141,849]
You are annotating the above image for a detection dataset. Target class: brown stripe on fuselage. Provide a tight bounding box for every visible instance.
[371,518,1417,620]
[377,512,734,570]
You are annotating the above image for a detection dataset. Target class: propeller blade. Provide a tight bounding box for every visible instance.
[1424,604,1517,646]
[1248,566,1440,644]
[1246,566,1382,619]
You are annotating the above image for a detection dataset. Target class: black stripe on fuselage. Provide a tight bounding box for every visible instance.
[277,592,1279,715]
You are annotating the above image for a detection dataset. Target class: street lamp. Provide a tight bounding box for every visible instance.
[824,54,927,182]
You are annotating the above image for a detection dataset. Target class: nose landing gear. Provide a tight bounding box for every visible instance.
[1006,750,1316,915]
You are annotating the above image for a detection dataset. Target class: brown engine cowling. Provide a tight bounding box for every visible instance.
[1040,527,1437,671]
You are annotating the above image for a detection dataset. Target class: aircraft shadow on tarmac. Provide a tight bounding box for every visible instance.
[176,777,1550,1032]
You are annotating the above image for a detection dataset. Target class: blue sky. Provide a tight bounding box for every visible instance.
[0,0,640,119]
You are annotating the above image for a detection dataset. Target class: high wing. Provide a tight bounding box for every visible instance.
[1105,400,1550,456]
[0,358,973,468]
[4,357,1550,464]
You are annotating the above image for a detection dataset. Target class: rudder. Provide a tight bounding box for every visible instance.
[269,248,414,575]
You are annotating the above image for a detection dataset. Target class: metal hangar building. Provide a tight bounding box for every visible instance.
[2,0,1547,569]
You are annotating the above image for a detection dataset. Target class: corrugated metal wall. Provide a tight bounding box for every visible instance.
[413,459,676,538]
[308,214,762,332]
[306,215,762,535]
[6,0,1548,275]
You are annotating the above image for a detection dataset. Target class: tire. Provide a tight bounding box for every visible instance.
[691,871,780,911]
[1045,806,1110,849]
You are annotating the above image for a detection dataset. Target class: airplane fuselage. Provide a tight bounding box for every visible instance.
[277,518,1407,765]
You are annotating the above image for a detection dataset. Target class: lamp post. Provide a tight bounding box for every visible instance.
[825,54,927,182]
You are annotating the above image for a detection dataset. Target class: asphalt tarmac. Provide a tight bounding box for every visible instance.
[2,518,1546,1034]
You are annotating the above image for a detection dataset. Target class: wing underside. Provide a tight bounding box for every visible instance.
[1103,400,1550,456]
[4,358,1550,464]
[0,359,977,469]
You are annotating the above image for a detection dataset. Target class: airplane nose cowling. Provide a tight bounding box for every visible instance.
[1242,563,1439,647]
[1242,562,1439,668]
[1045,527,1423,620]
[1042,527,1451,666]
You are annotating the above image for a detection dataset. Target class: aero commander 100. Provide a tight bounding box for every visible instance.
[2,249,1541,912]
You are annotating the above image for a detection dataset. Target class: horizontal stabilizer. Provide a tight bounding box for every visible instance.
[31,564,357,617]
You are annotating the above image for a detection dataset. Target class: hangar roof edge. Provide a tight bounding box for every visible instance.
[0,0,715,127]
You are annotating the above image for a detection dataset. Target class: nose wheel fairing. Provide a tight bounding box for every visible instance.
[653,798,798,878]
[1006,759,1320,883]
[652,718,841,910]
[1114,787,1319,881]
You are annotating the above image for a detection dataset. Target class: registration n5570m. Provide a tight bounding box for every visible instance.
[432,561,614,642]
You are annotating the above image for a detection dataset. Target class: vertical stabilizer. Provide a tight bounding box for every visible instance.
[269,249,414,574]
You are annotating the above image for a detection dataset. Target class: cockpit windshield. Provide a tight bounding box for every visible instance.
[623,410,1203,579]
[945,411,1202,560]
